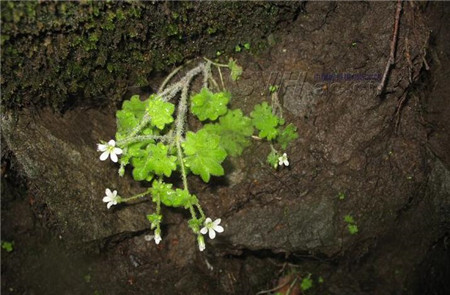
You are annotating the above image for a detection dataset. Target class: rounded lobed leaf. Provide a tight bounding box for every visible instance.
[203,109,253,157]
[146,96,175,130]
[182,129,227,182]
[250,102,280,140]
[191,88,230,121]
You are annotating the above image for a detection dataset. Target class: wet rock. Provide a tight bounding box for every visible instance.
[223,196,339,255]
[1,109,153,244]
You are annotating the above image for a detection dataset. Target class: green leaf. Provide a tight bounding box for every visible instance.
[146,96,175,130]
[191,88,230,121]
[120,138,154,167]
[235,44,241,52]
[348,224,359,235]
[182,129,227,182]
[135,143,177,178]
[151,180,175,204]
[267,150,279,168]
[131,154,154,182]
[203,109,253,156]
[277,123,298,149]
[244,42,251,50]
[344,215,355,224]
[188,218,202,234]
[250,102,280,140]
[1,241,14,252]
[269,85,279,93]
[228,59,243,81]
[300,276,313,291]
[146,213,162,229]
[175,189,198,209]
[150,181,197,208]
[116,95,148,139]
[338,192,345,200]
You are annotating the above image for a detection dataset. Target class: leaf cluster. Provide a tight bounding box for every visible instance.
[116,89,258,185]
[116,95,176,181]
[251,102,298,147]
[344,214,359,235]
[150,181,198,209]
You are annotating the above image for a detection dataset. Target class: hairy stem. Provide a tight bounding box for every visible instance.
[121,189,152,203]
[128,113,152,138]
[176,136,189,191]
[195,203,205,220]
[117,134,169,147]
[158,64,184,93]
[203,57,228,68]
[217,66,225,90]
[188,205,198,225]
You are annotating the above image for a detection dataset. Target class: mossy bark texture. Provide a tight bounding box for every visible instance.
[1,1,302,110]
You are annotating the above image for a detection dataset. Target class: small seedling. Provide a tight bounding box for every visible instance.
[235,45,241,52]
[338,192,345,200]
[1,241,14,252]
[344,214,359,235]
[269,85,279,93]
[348,224,359,234]
[244,42,251,50]
[300,274,313,291]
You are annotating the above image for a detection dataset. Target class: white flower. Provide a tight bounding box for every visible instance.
[144,235,154,242]
[97,139,123,163]
[198,235,206,252]
[154,230,162,245]
[278,153,289,167]
[102,188,121,209]
[200,218,224,240]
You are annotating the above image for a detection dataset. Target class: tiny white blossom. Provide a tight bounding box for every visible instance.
[97,139,123,163]
[144,235,154,242]
[198,235,206,252]
[102,188,121,209]
[200,218,224,240]
[154,230,162,245]
[278,153,289,167]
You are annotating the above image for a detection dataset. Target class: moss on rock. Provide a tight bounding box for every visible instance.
[1,1,303,110]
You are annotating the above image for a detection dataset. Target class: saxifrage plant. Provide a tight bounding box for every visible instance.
[97,58,298,251]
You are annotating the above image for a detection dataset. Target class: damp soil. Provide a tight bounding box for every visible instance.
[2,2,450,295]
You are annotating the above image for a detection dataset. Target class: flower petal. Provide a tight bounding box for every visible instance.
[154,234,162,245]
[103,196,111,203]
[105,188,112,196]
[97,144,107,152]
[107,202,113,209]
[144,235,154,242]
[214,225,224,233]
[208,228,216,239]
[204,217,212,225]
[112,190,117,197]
[108,139,116,146]
[113,147,123,155]
[213,218,221,226]
[100,151,110,161]
[110,152,118,163]
[200,227,208,235]
[284,159,290,166]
